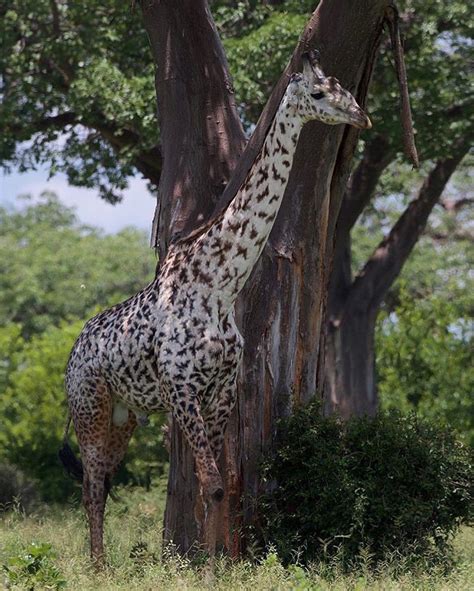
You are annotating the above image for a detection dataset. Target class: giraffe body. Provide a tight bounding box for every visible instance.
[62,50,371,563]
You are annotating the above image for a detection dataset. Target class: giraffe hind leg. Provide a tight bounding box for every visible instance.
[71,379,137,564]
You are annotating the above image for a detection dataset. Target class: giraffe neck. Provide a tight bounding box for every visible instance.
[195,96,303,311]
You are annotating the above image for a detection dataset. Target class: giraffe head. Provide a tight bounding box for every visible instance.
[287,50,372,129]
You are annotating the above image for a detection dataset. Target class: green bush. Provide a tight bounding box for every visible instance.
[261,404,473,567]
[2,542,65,590]
[0,320,167,502]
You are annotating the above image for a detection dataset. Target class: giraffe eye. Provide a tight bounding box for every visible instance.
[311,92,325,100]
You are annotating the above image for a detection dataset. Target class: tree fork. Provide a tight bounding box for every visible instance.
[324,134,470,417]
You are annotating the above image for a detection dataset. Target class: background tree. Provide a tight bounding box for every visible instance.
[0,192,155,336]
[323,0,473,415]
[0,0,160,200]
[0,194,166,500]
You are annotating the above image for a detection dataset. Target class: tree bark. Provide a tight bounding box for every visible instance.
[324,135,470,417]
[143,0,389,556]
[142,0,246,259]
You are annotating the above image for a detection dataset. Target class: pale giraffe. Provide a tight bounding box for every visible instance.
[60,50,371,563]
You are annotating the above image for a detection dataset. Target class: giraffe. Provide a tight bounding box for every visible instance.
[60,50,371,563]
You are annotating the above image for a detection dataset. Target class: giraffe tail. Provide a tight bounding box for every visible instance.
[58,414,84,482]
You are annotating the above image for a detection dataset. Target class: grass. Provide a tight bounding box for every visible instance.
[1,485,473,590]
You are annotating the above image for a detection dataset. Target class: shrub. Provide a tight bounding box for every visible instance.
[261,404,473,567]
[2,542,65,590]
[0,321,167,502]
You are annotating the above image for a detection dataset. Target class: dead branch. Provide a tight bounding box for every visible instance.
[385,3,419,168]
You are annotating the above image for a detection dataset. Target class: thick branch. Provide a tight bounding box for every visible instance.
[427,229,474,243]
[338,134,394,235]
[91,119,162,186]
[347,135,470,312]
[440,197,474,212]
[49,0,61,37]
[5,112,77,137]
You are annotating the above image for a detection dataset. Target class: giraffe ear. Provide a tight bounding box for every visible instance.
[302,50,325,83]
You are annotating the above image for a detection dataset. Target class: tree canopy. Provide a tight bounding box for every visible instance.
[1,1,472,201]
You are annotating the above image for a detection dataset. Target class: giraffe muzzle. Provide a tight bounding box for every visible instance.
[350,108,372,129]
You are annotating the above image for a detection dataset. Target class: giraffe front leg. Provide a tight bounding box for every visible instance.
[171,386,224,502]
[204,379,237,461]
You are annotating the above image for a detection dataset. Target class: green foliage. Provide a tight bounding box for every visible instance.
[370,0,473,160]
[0,195,165,501]
[0,319,167,502]
[3,0,470,198]
[0,320,89,501]
[3,541,66,590]
[0,192,155,337]
[0,323,22,393]
[376,287,474,445]
[223,11,306,124]
[0,0,157,201]
[261,404,473,567]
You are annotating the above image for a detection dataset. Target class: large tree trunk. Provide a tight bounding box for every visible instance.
[141,0,246,550]
[143,0,389,556]
[143,0,246,260]
[323,135,393,417]
[324,232,380,418]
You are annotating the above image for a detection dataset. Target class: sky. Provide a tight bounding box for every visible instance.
[0,166,156,235]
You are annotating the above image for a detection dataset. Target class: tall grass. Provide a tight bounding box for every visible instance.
[1,486,473,590]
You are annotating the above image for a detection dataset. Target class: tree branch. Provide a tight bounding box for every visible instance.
[440,197,474,212]
[91,119,162,186]
[385,4,419,168]
[4,112,162,187]
[426,229,474,243]
[328,135,394,318]
[337,134,395,235]
[346,134,470,312]
[4,112,77,137]
[49,0,61,37]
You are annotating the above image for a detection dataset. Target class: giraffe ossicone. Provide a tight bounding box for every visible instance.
[60,49,371,563]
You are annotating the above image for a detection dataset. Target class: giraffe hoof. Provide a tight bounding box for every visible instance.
[212,487,224,502]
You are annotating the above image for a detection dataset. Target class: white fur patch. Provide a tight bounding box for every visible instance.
[112,403,129,426]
